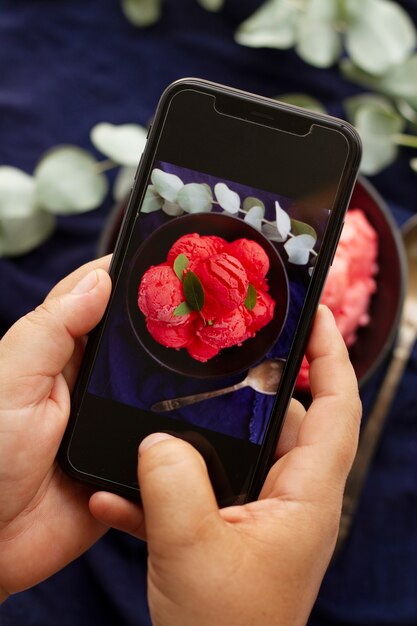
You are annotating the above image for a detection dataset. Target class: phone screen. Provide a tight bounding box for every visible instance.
[64,86,356,505]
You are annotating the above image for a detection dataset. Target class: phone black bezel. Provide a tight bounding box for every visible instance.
[59,78,362,503]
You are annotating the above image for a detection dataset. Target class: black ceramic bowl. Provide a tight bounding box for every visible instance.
[125,213,289,379]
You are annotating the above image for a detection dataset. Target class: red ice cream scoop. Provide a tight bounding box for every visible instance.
[167,233,226,267]
[226,238,270,289]
[197,252,249,320]
[138,264,194,326]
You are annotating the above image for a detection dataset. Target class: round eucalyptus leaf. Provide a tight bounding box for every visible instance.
[396,99,417,127]
[243,197,265,212]
[284,234,315,265]
[290,218,317,241]
[244,205,264,231]
[277,93,326,113]
[151,168,183,202]
[113,166,136,202]
[214,182,240,214]
[162,200,183,216]
[262,221,286,242]
[34,146,108,214]
[275,200,291,240]
[121,0,162,27]
[177,183,213,213]
[235,0,298,49]
[197,0,224,11]
[0,167,36,218]
[296,19,341,68]
[410,158,417,173]
[345,0,416,75]
[0,208,55,257]
[91,123,147,166]
[141,185,163,213]
[344,93,393,123]
[355,105,404,175]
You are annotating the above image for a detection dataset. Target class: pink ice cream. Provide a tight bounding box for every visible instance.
[138,265,194,326]
[147,319,194,349]
[297,209,378,390]
[196,307,247,350]
[197,252,249,320]
[187,338,220,363]
[167,233,226,267]
[246,289,276,335]
[226,238,270,289]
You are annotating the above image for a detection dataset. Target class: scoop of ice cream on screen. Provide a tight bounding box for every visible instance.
[146,319,195,349]
[166,233,226,267]
[138,265,194,326]
[198,252,249,320]
[187,338,220,363]
[197,307,247,349]
[226,238,270,289]
[247,289,276,335]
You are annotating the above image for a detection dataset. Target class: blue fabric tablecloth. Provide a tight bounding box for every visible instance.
[1,1,417,625]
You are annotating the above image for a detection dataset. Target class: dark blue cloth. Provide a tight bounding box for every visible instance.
[1,1,417,625]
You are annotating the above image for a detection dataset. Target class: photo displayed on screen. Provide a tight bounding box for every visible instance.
[88,161,332,446]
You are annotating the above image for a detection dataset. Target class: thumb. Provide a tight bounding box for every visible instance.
[138,434,222,550]
[0,268,111,408]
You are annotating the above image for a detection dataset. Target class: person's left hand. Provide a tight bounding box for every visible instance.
[0,256,112,602]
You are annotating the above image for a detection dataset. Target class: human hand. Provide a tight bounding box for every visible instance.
[91,306,361,626]
[0,257,112,603]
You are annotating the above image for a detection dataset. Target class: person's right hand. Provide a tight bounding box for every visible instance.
[91,306,362,626]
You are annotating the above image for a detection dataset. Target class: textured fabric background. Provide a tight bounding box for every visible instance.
[1,1,417,624]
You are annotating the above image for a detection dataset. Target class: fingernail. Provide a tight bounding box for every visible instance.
[71,270,99,295]
[139,433,173,455]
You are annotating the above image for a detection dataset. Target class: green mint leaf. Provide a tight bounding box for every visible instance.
[290,218,317,242]
[173,301,193,316]
[244,283,257,311]
[173,253,189,281]
[183,270,205,312]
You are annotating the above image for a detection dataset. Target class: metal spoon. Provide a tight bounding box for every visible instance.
[151,358,286,412]
[336,214,417,555]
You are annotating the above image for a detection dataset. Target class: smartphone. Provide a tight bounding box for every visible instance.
[60,78,361,507]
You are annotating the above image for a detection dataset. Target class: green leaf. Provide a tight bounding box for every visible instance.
[244,283,257,311]
[183,270,205,312]
[277,93,326,113]
[244,205,264,231]
[392,133,417,149]
[354,105,405,175]
[174,301,194,316]
[235,0,298,49]
[141,185,163,213]
[243,197,265,212]
[0,167,36,218]
[214,182,240,214]
[113,166,136,202]
[0,208,55,257]
[296,24,341,68]
[34,146,108,214]
[91,122,147,166]
[344,93,393,122]
[173,253,189,281]
[197,0,224,11]
[341,57,417,109]
[151,168,183,202]
[410,158,417,173]
[345,0,416,75]
[162,200,183,216]
[177,183,213,213]
[121,0,162,27]
[290,218,317,241]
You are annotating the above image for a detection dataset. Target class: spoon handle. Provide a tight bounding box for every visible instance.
[336,321,417,555]
[151,381,246,412]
